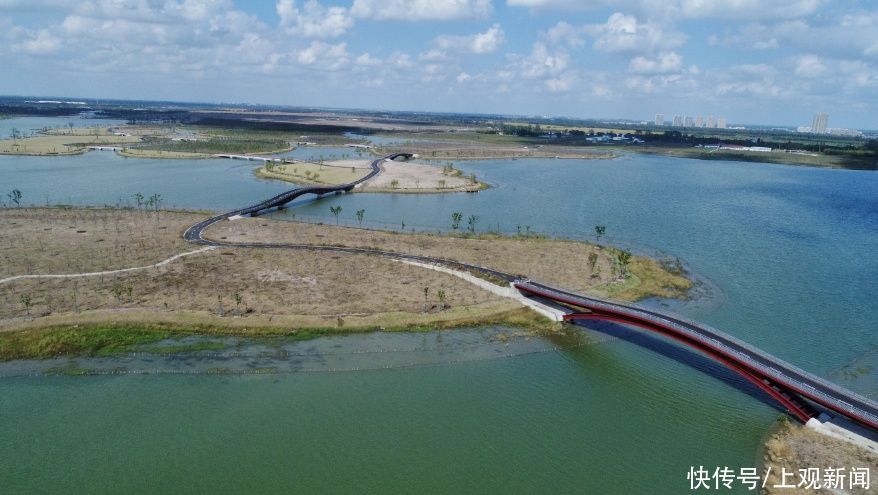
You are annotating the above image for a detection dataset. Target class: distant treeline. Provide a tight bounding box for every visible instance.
[491,123,877,155]
[0,105,85,117]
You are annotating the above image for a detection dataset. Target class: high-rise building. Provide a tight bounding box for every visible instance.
[673,115,683,127]
[717,117,727,129]
[684,116,694,127]
[707,115,716,128]
[655,114,664,126]
[811,112,829,134]
[695,115,704,128]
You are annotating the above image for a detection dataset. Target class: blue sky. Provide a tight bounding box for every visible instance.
[1,1,877,129]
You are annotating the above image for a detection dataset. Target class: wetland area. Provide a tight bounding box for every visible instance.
[1,115,876,493]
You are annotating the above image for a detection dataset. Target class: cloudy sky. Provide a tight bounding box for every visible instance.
[1,0,877,128]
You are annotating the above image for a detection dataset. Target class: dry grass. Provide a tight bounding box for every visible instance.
[0,208,518,332]
[118,148,212,159]
[359,159,480,192]
[206,217,692,301]
[256,158,482,193]
[763,420,878,494]
[0,131,140,155]
[1,208,691,336]
[0,208,202,276]
[378,141,611,160]
[256,159,371,185]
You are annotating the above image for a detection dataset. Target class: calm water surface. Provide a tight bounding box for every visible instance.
[1,118,876,493]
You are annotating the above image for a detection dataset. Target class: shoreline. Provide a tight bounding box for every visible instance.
[0,207,693,358]
[254,158,488,193]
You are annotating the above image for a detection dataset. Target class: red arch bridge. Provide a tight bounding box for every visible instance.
[513,280,878,432]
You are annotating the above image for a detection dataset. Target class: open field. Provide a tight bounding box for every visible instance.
[763,420,878,494]
[117,148,213,159]
[0,208,691,357]
[0,208,535,340]
[360,159,482,192]
[0,131,140,155]
[0,207,202,275]
[256,159,371,185]
[256,158,485,192]
[375,136,613,160]
[205,217,692,301]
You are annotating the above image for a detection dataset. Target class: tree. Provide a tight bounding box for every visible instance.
[451,212,463,231]
[7,189,22,207]
[19,293,32,318]
[234,291,243,314]
[133,192,144,209]
[437,289,447,309]
[390,179,400,189]
[594,225,606,243]
[617,249,632,278]
[423,287,429,312]
[467,214,480,233]
[355,208,365,226]
[329,205,342,225]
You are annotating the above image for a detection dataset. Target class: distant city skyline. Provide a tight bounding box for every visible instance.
[0,1,877,129]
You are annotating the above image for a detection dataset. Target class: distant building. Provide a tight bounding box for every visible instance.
[684,116,694,127]
[655,114,665,126]
[797,126,812,133]
[811,112,829,134]
[717,117,727,129]
[673,115,683,127]
[707,115,717,128]
[695,115,704,128]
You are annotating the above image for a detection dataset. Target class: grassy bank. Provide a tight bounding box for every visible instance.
[0,306,555,361]
[762,419,877,495]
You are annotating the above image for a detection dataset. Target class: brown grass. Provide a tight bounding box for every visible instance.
[0,208,519,332]
[205,217,692,301]
[0,208,202,276]
[763,420,878,495]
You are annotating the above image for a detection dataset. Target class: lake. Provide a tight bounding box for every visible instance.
[1,117,876,493]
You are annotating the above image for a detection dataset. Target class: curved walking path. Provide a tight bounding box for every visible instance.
[176,153,878,433]
[0,247,215,285]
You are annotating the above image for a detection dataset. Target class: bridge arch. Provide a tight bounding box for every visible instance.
[564,312,816,423]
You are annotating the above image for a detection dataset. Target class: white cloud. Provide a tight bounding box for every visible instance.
[544,21,585,47]
[510,41,568,79]
[277,0,353,38]
[297,40,349,69]
[628,52,683,74]
[545,72,576,92]
[711,14,878,60]
[354,53,381,67]
[434,24,504,54]
[585,13,685,54]
[17,29,60,54]
[456,72,472,83]
[507,0,822,21]
[793,54,826,77]
[351,0,492,21]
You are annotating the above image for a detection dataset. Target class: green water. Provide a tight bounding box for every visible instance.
[0,338,770,494]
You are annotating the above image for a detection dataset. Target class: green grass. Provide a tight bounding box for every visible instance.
[0,324,179,360]
[0,306,558,361]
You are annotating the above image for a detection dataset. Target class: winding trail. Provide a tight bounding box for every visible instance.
[0,247,215,285]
